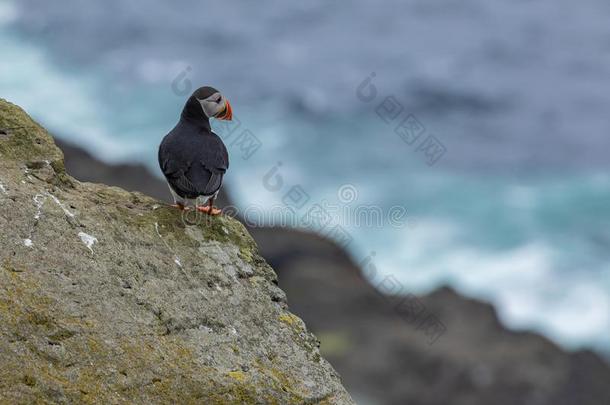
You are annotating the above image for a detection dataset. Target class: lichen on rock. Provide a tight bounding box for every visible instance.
[0,98,354,404]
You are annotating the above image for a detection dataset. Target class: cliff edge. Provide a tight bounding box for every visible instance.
[0,99,354,404]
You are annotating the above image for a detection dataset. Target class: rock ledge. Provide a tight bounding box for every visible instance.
[0,99,353,404]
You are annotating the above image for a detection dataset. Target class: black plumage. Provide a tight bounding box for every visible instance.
[158,87,229,202]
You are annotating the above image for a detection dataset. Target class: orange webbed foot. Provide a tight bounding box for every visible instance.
[197,205,221,216]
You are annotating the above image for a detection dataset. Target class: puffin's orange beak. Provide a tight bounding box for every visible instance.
[216,99,233,121]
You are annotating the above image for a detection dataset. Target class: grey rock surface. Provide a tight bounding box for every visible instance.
[0,98,354,404]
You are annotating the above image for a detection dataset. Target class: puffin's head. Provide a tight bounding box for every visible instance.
[192,86,233,121]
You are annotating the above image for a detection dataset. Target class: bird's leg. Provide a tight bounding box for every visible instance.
[168,185,188,210]
[171,202,186,210]
[197,196,221,216]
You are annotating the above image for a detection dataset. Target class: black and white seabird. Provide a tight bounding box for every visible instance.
[158,86,233,215]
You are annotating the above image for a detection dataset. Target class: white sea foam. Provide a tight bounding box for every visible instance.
[371,219,610,352]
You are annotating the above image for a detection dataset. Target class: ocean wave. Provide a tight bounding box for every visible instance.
[373,220,610,352]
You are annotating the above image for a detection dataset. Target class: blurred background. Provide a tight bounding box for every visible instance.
[1,0,609,403]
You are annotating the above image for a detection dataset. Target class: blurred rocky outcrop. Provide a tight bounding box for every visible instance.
[259,225,610,404]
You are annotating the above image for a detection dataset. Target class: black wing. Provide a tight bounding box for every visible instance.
[195,134,229,195]
[159,133,228,198]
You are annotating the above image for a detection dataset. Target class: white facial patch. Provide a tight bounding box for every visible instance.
[198,92,225,118]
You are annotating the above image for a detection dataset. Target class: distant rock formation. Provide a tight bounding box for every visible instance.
[263,226,610,405]
[0,98,353,404]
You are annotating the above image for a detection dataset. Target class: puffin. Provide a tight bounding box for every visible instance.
[158,86,233,215]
